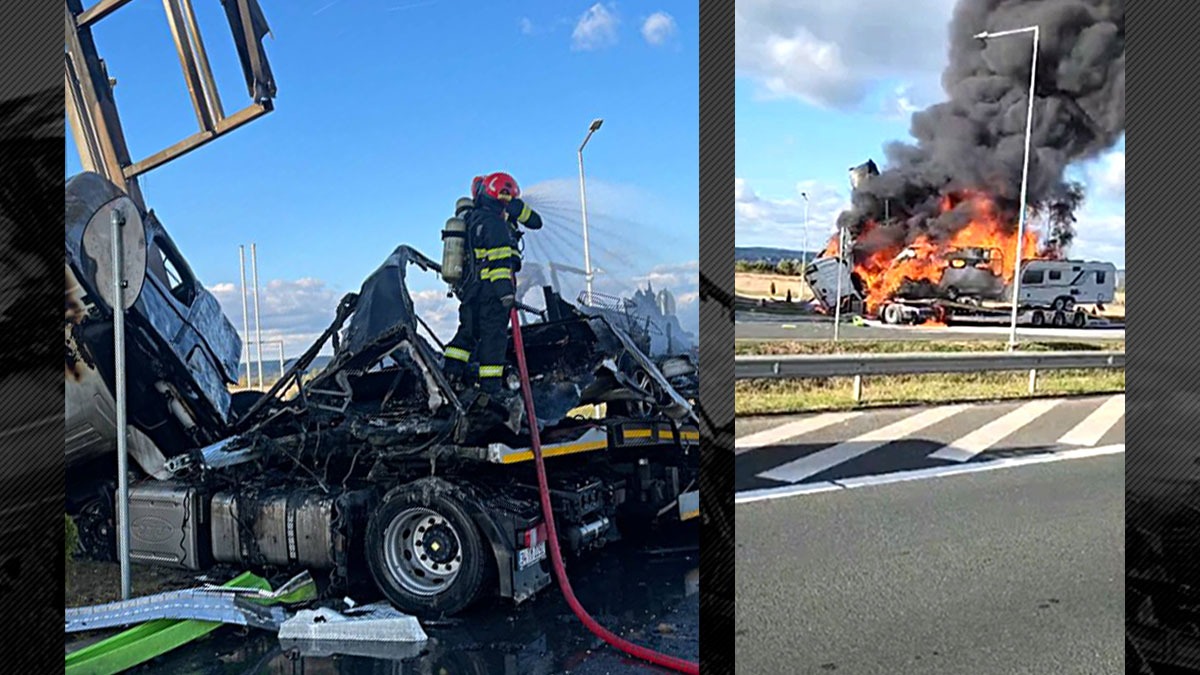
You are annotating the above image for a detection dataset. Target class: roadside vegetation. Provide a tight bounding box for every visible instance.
[736,339,1124,414]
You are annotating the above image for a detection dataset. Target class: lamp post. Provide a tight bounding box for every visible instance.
[974,25,1039,351]
[833,224,846,342]
[578,118,603,305]
[800,191,810,272]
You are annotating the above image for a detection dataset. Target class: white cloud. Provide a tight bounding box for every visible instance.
[641,11,676,46]
[881,83,925,119]
[410,288,460,343]
[736,177,850,250]
[1066,201,1124,268]
[1089,150,1125,200]
[519,17,535,35]
[212,277,344,357]
[572,3,620,51]
[735,0,955,109]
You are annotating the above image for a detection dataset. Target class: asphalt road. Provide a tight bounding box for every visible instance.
[735,311,1126,342]
[735,452,1124,674]
[736,394,1125,494]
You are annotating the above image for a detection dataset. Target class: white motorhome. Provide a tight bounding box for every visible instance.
[1011,259,1117,310]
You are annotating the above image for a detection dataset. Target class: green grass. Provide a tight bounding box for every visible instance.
[735,339,1125,356]
[737,369,1125,415]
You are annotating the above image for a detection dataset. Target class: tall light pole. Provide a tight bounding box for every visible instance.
[578,118,603,305]
[833,224,846,342]
[251,243,264,388]
[800,192,810,272]
[975,25,1039,351]
[238,245,250,388]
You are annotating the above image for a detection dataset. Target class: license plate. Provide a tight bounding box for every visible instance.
[518,542,546,569]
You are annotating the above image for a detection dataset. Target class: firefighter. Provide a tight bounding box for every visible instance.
[442,171,542,395]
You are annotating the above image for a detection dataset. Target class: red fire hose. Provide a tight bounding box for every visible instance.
[508,307,700,674]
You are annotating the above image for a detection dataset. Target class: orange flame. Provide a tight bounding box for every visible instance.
[827,192,1047,314]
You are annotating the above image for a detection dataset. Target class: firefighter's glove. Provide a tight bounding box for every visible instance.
[500,294,515,309]
[504,198,529,223]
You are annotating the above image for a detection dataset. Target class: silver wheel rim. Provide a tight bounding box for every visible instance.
[382,507,464,597]
[632,370,655,418]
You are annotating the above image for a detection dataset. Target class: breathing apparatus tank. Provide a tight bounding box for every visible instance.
[441,197,475,287]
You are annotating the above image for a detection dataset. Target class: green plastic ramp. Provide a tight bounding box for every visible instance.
[64,572,270,675]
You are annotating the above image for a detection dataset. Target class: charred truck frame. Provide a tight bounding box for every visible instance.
[68,202,699,615]
[65,0,697,620]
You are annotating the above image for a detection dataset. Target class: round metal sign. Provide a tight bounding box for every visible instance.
[82,196,147,311]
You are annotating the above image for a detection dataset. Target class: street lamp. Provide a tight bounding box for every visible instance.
[800,192,810,273]
[975,25,1039,351]
[833,224,846,342]
[578,118,603,305]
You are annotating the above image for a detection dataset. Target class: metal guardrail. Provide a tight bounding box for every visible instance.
[736,350,1124,379]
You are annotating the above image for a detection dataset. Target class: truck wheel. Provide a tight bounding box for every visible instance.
[1052,311,1066,327]
[882,304,900,325]
[610,369,659,419]
[1052,296,1074,311]
[1072,311,1088,328]
[366,487,491,618]
[1030,310,1046,327]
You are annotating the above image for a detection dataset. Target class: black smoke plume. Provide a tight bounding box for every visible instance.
[840,0,1125,255]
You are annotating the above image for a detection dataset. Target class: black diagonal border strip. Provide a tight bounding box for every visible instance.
[1126,3,1200,674]
[0,2,66,673]
[698,2,735,673]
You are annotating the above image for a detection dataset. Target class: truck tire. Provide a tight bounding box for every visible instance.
[609,369,658,419]
[1052,311,1066,327]
[1030,310,1046,327]
[1052,296,1075,312]
[366,485,491,618]
[1072,311,1088,328]
[882,304,900,325]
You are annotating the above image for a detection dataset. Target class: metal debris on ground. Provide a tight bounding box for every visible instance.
[64,571,316,633]
[277,602,428,643]
[65,571,271,675]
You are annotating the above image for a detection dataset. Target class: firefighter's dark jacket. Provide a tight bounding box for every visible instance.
[462,199,541,299]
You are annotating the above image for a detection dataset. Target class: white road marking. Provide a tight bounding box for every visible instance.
[735,444,1125,505]
[1057,394,1125,447]
[929,398,1065,462]
[733,482,842,504]
[756,405,970,483]
[735,411,862,454]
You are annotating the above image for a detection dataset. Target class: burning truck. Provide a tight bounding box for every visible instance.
[64,173,699,617]
[804,164,1116,328]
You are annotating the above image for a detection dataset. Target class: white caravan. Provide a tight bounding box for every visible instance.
[1011,259,1117,310]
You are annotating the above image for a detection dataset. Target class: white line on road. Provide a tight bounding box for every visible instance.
[756,404,971,483]
[1057,394,1125,447]
[929,398,1065,462]
[733,482,842,504]
[735,411,862,454]
[735,444,1125,505]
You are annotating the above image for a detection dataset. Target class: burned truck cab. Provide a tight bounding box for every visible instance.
[106,245,699,618]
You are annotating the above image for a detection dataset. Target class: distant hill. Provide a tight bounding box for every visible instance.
[236,355,333,385]
[736,246,821,263]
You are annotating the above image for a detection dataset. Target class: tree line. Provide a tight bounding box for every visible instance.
[734,259,807,276]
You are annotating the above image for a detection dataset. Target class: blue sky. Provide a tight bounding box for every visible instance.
[734,0,1125,268]
[68,1,698,353]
